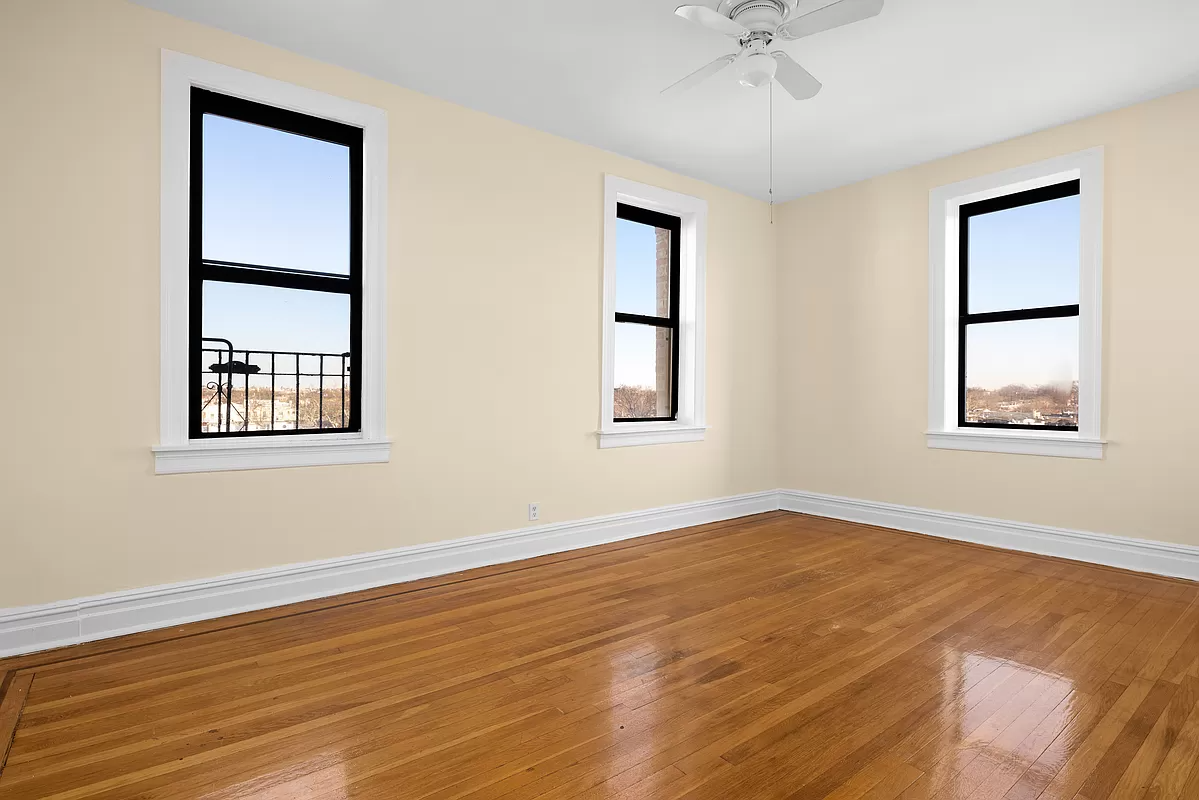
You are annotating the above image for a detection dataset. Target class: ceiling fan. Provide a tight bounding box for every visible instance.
[664,0,884,100]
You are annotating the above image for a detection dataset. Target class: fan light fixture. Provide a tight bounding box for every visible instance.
[666,0,884,101]
[666,0,886,218]
[735,51,777,88]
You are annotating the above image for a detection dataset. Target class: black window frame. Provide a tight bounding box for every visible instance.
[189,87,364,439]
[613,203,682,424]
[958,179,1081,431]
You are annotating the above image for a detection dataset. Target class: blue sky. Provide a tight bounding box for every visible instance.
[614,219,667,388]
[966,195,1081,389]
[201,114,352,357]
[202,282,349,355]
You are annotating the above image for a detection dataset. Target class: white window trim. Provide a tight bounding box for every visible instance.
[599,176,707,449]
[154,51,389,474]
[927,147,1104,460]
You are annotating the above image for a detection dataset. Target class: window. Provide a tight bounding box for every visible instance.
[191,88,362,438]
[928,149,1104,459]
[600,176,707,448]
[156,52,389,474]
[958,181,1080,431]
[613,204,681,422]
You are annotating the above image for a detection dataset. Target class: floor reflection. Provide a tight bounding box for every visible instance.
[922,649,1078,798]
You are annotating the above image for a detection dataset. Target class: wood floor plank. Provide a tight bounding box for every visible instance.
[0,673,34,775]
[0,511,1196,799]
[1139,694,1199,800]
[1104,675,1199,800]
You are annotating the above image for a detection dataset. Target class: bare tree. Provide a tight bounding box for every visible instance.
[614,386,657,418]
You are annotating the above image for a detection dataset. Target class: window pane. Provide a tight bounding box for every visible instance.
[964,317,1079,427]
[616,218,672,317]
[200,282,351,433]
[967,194,1079,314]
[614,323,673,419]
[203,114,351,274]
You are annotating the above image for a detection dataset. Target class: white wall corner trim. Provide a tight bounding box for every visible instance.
[778,489,1199,582]
[0,490,778,658]
[598,175,707,449]
[157,51,390,474]
[926,147,1105,459]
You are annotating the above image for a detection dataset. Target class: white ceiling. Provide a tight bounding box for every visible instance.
[133,0,1199,201]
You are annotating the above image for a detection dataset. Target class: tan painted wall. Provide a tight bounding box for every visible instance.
[5,0,1196,612]
[0,0,779,608]
[776,87,1199,546]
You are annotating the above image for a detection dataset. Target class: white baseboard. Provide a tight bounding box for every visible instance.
[5,488,1196,659]
[779,489,1199,582]
[0,490,780,659]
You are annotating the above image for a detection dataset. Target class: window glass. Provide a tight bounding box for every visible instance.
[201,282,350,356]
[613,323,673,419]
[202,114,351,274]
[965,317,1079,427]
[967,194,1080,314]
[200,283,351,434]
[615,218,672,318]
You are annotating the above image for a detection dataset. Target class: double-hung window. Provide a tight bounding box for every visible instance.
[958,180,1081,431]
[612,203,681,422]
[928,148,1104,459]
[599,176,707,448]
[156,52,388,474]
[191,88,363,438]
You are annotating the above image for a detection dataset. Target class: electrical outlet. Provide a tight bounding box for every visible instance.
[528,503,540,522]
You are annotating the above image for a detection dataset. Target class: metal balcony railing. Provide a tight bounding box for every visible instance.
[200,338,352,434]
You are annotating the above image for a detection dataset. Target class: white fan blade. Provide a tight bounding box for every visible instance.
[661,54,738,95]
[771,52,822,100]
[674,5,748,37]
[776,0,884,40]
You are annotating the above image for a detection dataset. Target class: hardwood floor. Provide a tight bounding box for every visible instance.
[1,511,1198,799]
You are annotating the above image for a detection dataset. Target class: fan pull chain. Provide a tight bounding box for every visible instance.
[769,80,774,224]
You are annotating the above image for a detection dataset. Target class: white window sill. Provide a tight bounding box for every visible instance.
[597,424,706,449]
[153,435,391,474]
[926,430,1105,460]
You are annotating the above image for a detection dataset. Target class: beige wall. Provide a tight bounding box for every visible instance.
[0,0,779,608]
[776,87,1199,546]
[5,0,1196,613]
